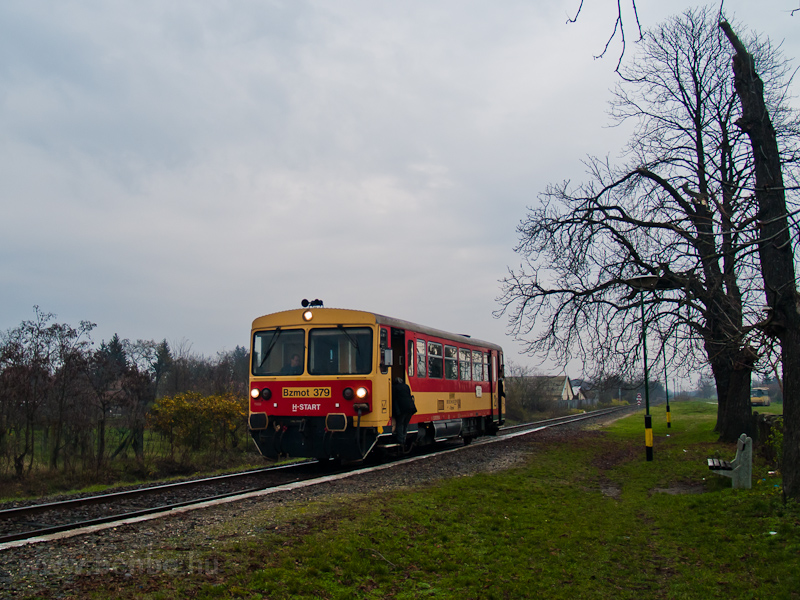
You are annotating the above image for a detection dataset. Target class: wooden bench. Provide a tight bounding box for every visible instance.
[707,433,752,489]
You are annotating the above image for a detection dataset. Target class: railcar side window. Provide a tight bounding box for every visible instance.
[428,342,443,379]
[472,350,483,381]
[482,353,490,382]
[252,329,305,376]
[416,339,426,377]
[308,327,373,375]
[459,348,471,381]
[444,345,458,380]
[407,340,415,377]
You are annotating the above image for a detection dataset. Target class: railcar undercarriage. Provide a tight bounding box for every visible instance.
[250,414,500,461]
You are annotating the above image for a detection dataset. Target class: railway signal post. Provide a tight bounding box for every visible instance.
[664,357,672,428]
[624,275,681,462]
[640,296,653,461]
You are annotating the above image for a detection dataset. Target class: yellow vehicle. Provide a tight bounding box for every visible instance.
[248,303,505,461]
[750,386,771,407]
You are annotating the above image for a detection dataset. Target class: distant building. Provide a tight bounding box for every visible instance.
[571,379,598,409]
[526,375,577,410]
[504,373,600,415]
[572,385,588,404]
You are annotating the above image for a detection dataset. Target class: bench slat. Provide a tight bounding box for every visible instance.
[706,434,752,489]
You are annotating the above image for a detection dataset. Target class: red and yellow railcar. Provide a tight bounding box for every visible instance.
[248,305,505,461]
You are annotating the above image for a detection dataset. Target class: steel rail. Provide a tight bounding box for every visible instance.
[0,476,305,545]
[1,406,633,546]
[0,461,311,519]
[499,406,631,435]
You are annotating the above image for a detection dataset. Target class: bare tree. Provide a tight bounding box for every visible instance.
[568,1,800,70]
[87,334,129,468]
[48,320,95,469]
[123,339,172,460]
[503,362,552,420]
[720,20,800,499]
[568,0,643,70]
[498,8,800,442]
[697,372,717,398]
[212,346,250,396]
[164,338,202,395]
[0,308,58,477]
[0,308,251,480]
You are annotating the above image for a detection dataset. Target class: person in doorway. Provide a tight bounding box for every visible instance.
[391,376,416,444]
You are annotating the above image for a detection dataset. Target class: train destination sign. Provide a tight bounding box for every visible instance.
[282,387,332,399]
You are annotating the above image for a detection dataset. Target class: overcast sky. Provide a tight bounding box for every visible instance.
[1,1,798,375]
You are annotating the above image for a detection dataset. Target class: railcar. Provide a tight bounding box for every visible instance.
[248,304,505,461]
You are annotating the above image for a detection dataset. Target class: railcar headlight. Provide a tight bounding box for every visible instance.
[343,387,355,400]
[356,387,368,399]
[251,387,271,400]
[302,310,313,321]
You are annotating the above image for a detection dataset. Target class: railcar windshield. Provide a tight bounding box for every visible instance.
[308,327,373,375]
[252,329,305,376]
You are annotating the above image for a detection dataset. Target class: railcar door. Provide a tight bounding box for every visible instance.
[390,328,406,382]
[497,351,505,425]
[491,350,505,426]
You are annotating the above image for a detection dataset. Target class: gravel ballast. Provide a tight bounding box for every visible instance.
[0,425,598,598]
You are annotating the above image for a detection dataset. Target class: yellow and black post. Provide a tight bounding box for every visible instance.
[664,362,672,428]
[624,274,681,461]
[641,294,654,461]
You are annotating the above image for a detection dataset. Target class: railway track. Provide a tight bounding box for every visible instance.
[0,461,334,545]
[498,405,631,437]
[0,406,632,547]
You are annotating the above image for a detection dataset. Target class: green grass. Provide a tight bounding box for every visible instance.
[26,401,800,599]
[0,424,261,498]
[0,448,267,502]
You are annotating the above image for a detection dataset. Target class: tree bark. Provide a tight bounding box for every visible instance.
[720,21,800,500]
[710,350,757,441]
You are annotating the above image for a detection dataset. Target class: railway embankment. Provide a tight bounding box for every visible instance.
[2,401,797,599]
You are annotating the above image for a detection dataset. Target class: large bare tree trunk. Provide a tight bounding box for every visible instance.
[710,349,757,442]
[720,21,800,500]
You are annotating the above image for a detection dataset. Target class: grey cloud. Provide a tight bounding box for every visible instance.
[0,0,796,368]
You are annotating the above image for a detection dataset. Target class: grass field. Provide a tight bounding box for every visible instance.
[37,401,800,599]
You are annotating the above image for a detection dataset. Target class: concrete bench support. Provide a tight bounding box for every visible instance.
[707,433,752,489]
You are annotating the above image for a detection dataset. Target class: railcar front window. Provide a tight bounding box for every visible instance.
[252,329,305,376]
[308,327,373,375]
